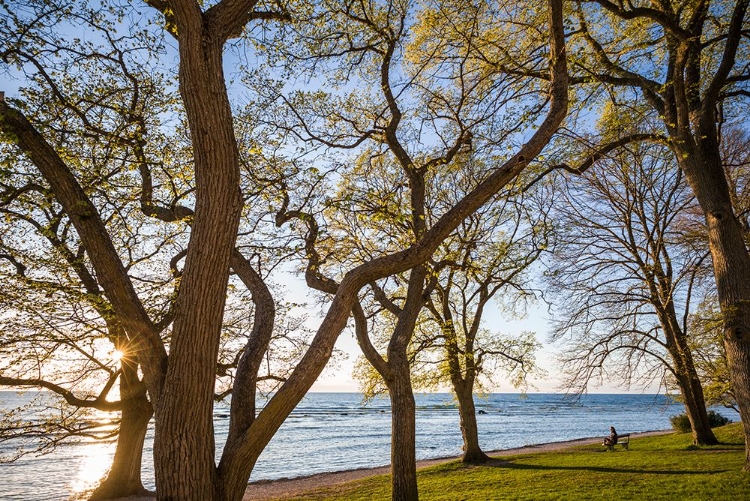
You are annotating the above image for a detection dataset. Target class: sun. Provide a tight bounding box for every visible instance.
[112,349,125,364]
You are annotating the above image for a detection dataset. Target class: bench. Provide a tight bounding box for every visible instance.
[605,433,630,451]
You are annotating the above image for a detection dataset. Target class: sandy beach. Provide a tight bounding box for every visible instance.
[109,430,669,501]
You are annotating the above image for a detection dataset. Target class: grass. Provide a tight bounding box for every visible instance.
[280,424,749,500]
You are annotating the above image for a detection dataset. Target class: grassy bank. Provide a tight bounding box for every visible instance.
[282,424,748,500]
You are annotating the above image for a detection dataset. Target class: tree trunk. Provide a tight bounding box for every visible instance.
[672,327,718,445]
[454,381,489,463]
[675,372,718,445]
[153,13,243,500]
[89,397,152,500]
[678,149,750,466]
[387,361,419,501]
[216,252,276,501]
[726,330,750,469]
[659,305,718,445]
[383,265,427,501]
[90,358,153,500]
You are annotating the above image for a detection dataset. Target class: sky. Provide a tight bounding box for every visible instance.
[308,304,562,393]
[307,302,655,394]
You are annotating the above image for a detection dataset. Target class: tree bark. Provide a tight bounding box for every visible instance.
[377,264,429,501]
[655,0,749,466]
[216,251,277,501]
[387,358,419,501]
[153,5,243,500]
[437,299,489,463]
[90,360,153,500]
[659,309,716,445]
[454,381,489,463]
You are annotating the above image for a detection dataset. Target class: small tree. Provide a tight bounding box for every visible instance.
[0,11,178,494]
[416,173,549,463]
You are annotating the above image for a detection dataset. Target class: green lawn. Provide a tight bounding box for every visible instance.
[281,424,749,500]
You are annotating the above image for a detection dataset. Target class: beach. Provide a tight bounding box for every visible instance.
[110,430,670,501]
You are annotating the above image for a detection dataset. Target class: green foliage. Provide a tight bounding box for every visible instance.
[709,411,730,427]
[669,411,732,433]
[281,424,748,500]
[668,414,690,433]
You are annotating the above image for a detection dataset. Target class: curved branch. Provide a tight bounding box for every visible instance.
[586,0,690,38]
[0,96,168,400]
[523,133,668,191]
[226,249,277,437]
[704,0,750,112]
[352,299,389,377]
[0,375,125,412]
[207,0,291,41]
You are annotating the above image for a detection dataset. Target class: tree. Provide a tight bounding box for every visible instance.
[0,202,158,499]
[0,7,180,496]
[420,180,548,463]
[564,0,750,464]
[348,158,550,465]
[547,139,718,444]
[0,2,274,498]
[259,0,567,498]
[1,0,568,499]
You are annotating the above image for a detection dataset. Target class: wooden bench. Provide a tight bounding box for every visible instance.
[605,433,630,451]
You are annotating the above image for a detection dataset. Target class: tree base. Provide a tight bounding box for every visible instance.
[462,450,490,464]
[88,481,154,501]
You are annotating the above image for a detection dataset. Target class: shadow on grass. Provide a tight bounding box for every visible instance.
[691,444,744,451]
[486,461,728,476]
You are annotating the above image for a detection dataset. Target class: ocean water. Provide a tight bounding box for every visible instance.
[0,392,736,500]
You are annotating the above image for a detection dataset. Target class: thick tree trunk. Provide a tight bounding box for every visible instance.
[454,381,489,463]
[726,330,750,469]
[382,265,427,501]
[678,149,750,467]
[153,10,243,500]
[387,361,419,501]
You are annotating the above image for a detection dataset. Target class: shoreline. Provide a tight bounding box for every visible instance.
[109,430,671,501]
[240,429,670,500]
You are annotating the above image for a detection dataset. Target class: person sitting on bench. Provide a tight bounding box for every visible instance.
[603,426,618,447]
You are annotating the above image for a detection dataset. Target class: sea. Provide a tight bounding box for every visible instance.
[0,391,737,500]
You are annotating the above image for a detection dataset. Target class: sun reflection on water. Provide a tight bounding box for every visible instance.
[68,438,115,498]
